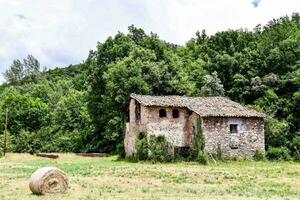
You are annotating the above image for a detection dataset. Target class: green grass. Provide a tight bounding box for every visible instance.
[1,154,300,199]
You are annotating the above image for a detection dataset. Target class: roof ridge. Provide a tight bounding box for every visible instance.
[131,93,225,98]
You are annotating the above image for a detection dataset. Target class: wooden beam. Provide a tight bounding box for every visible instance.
[36,153,59,159]
[75,153,108,157]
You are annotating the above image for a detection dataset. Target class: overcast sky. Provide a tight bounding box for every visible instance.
[0,0,299,81]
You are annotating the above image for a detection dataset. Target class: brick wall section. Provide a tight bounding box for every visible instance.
[202,117,265,158]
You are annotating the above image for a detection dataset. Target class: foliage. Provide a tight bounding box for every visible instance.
[116,142,126,159]
[0,87,48,134]
[134,133,173,162]
[0,14,300,157]
[197,151,209,165]
[187,117,208,163]
[266,147,292,161]
[148,135,173,162]
[291,134,300,161]
[195,118,205,151]
[194,118,208,164]
[135,132,149,161]
[0,131,12,156]
[253,149,266,161]
[3,55,41,83]
[201,71,225,96]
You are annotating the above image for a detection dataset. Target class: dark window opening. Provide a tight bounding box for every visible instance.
[172,109,179,118]
[188,110,193,116]
[230,124,238,134]
[135,100,141,124]
[159,109,167,118]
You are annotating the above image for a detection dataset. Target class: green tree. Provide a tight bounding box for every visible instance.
[0,87,48,134]
[3,60,24,83]
[3,55,41,83]
[201,71,225,96]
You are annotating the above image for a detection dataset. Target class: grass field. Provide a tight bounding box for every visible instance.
[1,154,300,200]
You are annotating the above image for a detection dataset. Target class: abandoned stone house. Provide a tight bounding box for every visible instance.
[124,93,265,158]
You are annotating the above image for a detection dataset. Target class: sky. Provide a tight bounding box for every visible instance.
[0,0,300,82]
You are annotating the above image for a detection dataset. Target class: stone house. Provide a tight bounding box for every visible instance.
[124,93,265,158]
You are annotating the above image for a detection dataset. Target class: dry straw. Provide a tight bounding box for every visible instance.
[29,167,69,194]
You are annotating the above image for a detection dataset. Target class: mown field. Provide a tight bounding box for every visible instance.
[1,154,300,200]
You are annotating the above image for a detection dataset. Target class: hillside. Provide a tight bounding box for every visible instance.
[0,14,299,160]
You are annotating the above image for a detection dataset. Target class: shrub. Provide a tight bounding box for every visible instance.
[197,151,208,165]
[134,132,173,162]
[253,149,265,161]
[148,135,173,162]
[10,130,43,154]
[136,132,149,161]
[216,144,223,160]
[195,118,205,151]
[116,142,125,159]
[291,135,300,161]
[266,147,291,161]
[188,117,209,164]
[174,147,194,161]
[125,155,138,163]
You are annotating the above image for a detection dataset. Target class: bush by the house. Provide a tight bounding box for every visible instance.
[266,147,291,161]
[116,142,126,159]
[253,149,265,161]
[148,135,173,162]
[291,135,300,161]
[134,133,173,163]
[136,132,149,161]
[197,151,208,165]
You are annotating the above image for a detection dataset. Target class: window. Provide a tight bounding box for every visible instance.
[159,109,167,118]
[230,124,238,134]
[172,109,179,118]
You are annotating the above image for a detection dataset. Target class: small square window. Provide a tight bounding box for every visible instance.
[230,124,238,134]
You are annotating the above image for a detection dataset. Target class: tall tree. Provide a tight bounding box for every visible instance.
[201,71,225,96]
[3,55,41,83]
[23,55,40,78]
[3,60,24,83]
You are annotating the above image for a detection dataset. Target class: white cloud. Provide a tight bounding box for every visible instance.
[0,0,299,82]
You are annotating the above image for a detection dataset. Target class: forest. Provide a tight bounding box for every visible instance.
[0,13,299,160]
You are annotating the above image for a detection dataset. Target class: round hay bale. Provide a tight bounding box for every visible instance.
[29,167,69,194]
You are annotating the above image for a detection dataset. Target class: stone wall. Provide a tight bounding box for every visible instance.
[124,98,265,158]
[202,117,265,158]
[143,106,194,147]
[124,98,196,156]
[124,99,139,156]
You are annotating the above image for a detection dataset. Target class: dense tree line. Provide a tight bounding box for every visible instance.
[0,14,299,160]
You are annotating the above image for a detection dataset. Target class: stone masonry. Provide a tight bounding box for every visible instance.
[124,94,265,158]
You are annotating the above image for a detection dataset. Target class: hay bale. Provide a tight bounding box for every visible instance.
[29,167,69,194]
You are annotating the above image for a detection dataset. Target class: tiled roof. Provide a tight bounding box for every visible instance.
[131,93,264,118]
